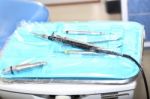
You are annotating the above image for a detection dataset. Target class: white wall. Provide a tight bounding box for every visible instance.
[44,0,121,21]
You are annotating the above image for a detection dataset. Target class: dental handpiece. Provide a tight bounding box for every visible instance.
[32,33,122,56]
[2,61,47,74]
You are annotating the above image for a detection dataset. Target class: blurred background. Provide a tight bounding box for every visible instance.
[41,0,121,21]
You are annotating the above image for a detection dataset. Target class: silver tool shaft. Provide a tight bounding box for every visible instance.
[65,30,104,35]
[2,61,47,74]
[63,50,98,55]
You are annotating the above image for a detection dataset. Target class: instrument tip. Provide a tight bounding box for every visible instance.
[1,68,11,74]
[31,32,48,38]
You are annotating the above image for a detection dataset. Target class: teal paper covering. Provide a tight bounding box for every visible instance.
[0,21,144,80]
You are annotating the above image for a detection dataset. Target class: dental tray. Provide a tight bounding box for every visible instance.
[0,21,144,84]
